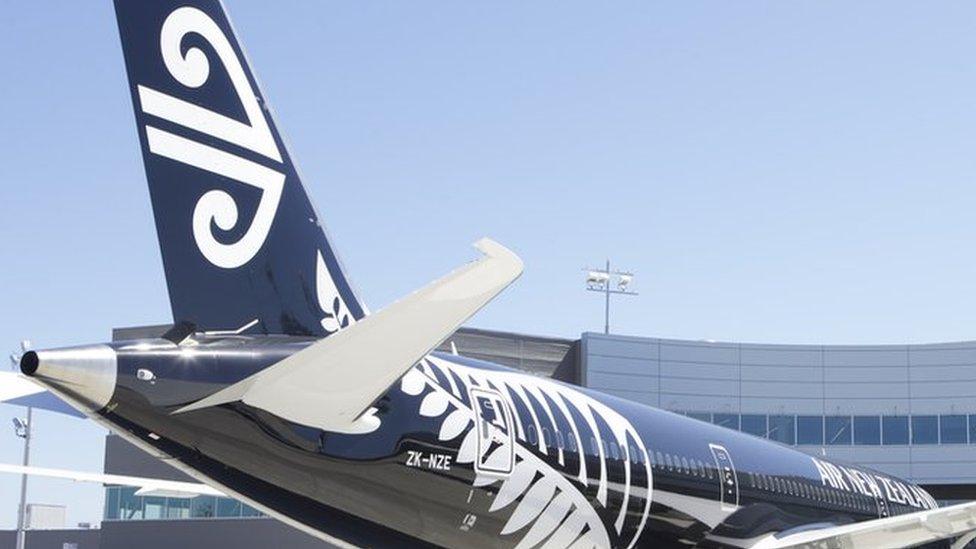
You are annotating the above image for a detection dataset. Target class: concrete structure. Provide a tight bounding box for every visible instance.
[581,332,976,501]
[0,529,100,549]
[25,505,66,530]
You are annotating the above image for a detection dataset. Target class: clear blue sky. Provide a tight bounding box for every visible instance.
[4,0,976,529]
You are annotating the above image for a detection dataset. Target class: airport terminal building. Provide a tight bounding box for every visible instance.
[6,327,976,548]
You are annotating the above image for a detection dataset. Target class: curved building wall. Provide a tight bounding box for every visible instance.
[580,332,976,492]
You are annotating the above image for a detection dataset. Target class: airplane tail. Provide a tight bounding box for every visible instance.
[113,0,366,336]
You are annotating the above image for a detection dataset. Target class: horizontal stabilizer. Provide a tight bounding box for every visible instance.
[0,463,223,499]
[0,372,84,418]
[733,501,976,549]
[175,238,523,433]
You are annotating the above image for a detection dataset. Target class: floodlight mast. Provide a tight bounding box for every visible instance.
[11,340,32,549]
[14,407,31,549]
[584,259,638,334]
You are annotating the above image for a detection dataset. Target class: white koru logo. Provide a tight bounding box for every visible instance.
[138,6,285,269]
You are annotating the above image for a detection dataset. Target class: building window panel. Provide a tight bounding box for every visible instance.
[713,414,739,430]
[143,496,166,520]
[797,416,824,445]
[970,415,976,444]
[217,498,242,518]
[688,413,711,423]
[853,416,881,445]
[190,496,216,519]
[912,416,938,445]
[941,415,967,444]
[119,487,144,521]
[825,416,852,445]
[105,487,120,521]
[883,416,909,445]
[166,498,190,519]
[768,415,796,445]
[241,504,263,518]
[740,415,767,437]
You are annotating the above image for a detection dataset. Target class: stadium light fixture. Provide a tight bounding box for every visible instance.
[583,260,638,335]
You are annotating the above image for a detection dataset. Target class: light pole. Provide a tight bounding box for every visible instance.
[584,260,637,334]
[10,340,32,549]
[13,408,31,549]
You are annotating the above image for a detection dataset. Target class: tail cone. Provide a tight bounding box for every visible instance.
[19,351,38,376]
[20,345,117,413]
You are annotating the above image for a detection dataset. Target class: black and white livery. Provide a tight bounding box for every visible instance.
[6,1,976,547]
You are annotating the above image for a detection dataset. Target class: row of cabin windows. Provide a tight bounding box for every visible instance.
[648,450,716,480]
[523,424,649,466]
[746,472,875,514]
[681,412,976,446]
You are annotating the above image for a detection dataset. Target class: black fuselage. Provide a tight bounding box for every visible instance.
[78,334,937,548]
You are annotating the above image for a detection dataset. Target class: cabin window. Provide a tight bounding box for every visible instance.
[542,427,552,447]
[590,437,599,455]
[664,454,674,472]
[527,425,538,446]
[555,430,565,450]
[655,451,664,469]
[610,442,620,460]
[567,436,577,453]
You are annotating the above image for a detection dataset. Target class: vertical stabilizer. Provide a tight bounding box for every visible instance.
[114,0,366,335]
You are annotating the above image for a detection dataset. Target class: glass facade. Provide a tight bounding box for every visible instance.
[853,416,880,445]
[825,416,852,445]
[740,414,766,437]
[941,415,967,444]
[796,416,823,445]
[883,416,909,445]
[712,414,739,430]
[912,416,938,445]
[682,411,976,447]
[104,486,264,521]
[768,416,795,445]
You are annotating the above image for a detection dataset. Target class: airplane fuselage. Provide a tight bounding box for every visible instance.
[30,335,937,548]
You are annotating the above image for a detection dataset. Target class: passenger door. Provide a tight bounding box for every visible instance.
[709,443,739,511]
[470,388,514,476]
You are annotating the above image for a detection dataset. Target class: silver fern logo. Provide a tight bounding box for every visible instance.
[401,357,653,549]
[316,250,354,334]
